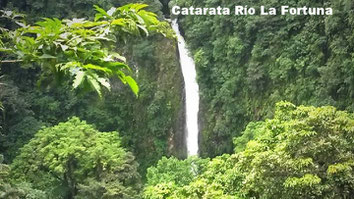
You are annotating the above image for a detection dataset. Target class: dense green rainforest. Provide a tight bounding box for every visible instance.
[0,0,353,198]
[174,0,354,157]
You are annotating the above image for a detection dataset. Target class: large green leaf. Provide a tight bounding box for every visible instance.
[125,76,139,97]
[97,77,111,91]
[87,74,102,97]
[83,64,112,73]
[73,71,85,89]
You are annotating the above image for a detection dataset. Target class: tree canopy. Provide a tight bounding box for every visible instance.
[144,102,354,198]
[10,117,141,199]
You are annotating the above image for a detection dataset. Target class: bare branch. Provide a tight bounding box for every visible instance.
[0,60,22,63]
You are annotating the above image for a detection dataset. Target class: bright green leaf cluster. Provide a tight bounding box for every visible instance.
[0,4,173,97]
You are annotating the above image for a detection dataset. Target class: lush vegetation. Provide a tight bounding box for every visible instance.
[1,4,172,97]
[172,0,354,157]
[1,0,353,198]
[0,0,184,178]
[144,102,354,198]
[8,118,140,198]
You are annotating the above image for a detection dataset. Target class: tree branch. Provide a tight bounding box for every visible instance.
[0,60,22,63]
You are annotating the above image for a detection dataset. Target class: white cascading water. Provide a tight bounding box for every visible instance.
[171,19,200,156]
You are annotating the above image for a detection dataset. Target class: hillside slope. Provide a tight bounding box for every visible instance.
[174,0,354,157]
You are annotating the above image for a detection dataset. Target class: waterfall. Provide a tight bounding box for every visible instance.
[171,20,200,156]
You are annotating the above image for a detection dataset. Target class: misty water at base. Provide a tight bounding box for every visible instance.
[171,19,200,156]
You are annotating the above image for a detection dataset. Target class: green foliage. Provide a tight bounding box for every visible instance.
[233,121,264,153]
[0,75,70,162]
[173,0,354,158]
[0,154,11,193]
[0,73,4,113]
[0,4,172,97]
[144,156,210,199]
[0,74,3,134]
[144,154,239,199]
[111,36,184,176]
[146,156,208,187]
[233,102,354,198]
[0,154,47,199]
[10,117,141,198]
[1,0,166,22]
[0,1,183,177]
[0,3,184,198]
[145,102,354,198]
